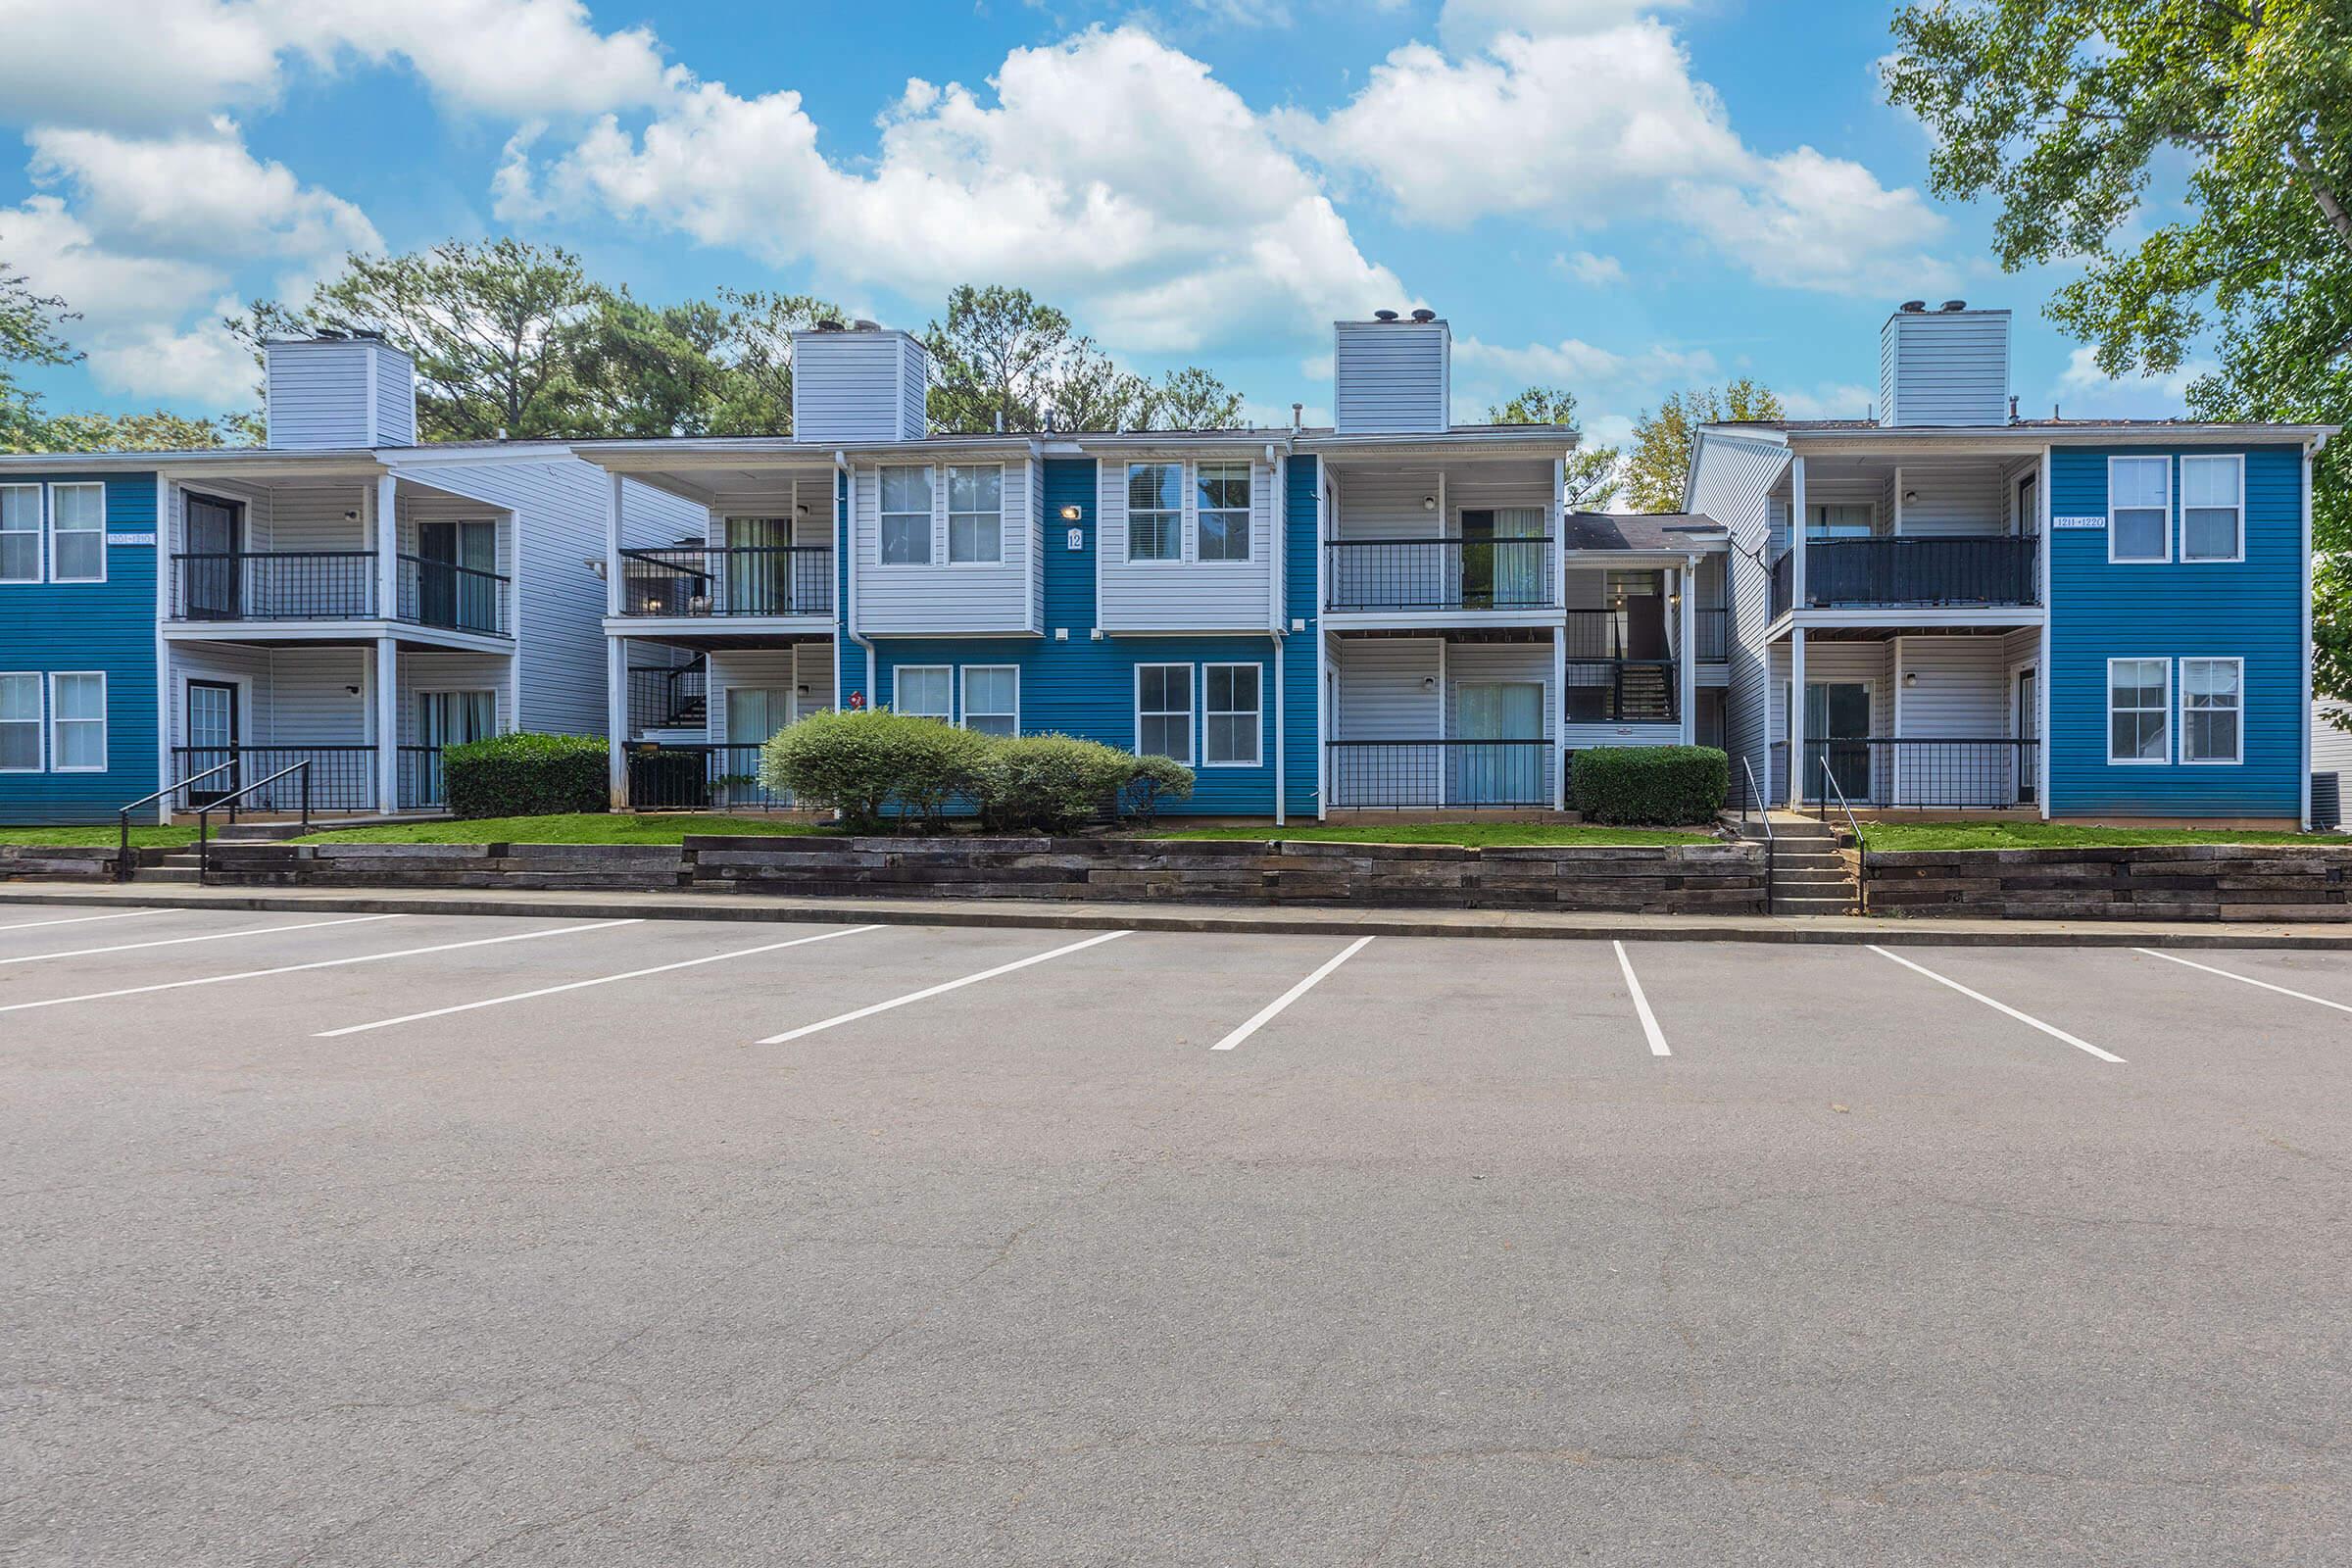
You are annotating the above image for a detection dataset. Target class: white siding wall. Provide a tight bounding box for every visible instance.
[852,458,1034,634]
[790,330,929,443]
[1687,430,1790,804]
[1096,455,1275,632]
[167,644,271,747]
[2313,702,2352,777]
[1333,319,1449,434]
[265,340,415,450]
[1878,310,2011,428]
[1893,637,2007,738]
[1893,463,2006,536]
[1332,639,1442,739]
[274,649,369,743]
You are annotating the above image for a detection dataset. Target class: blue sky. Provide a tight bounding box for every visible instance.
[0,0,2192,449]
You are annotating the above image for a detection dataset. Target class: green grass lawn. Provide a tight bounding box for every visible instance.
[1151,823,1719,848]
[1859,821,2347,853]
[294,812,841,846]
[0,824,200,849]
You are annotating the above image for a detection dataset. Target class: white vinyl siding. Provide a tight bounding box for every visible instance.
[1333,318,1449,434]
[879,466,933,565]
[2108,457,2171,564]
[947,465,1004,564]
[788,328,929,444]
[1877,309,2010,427]
[47,483,105,582]
[0,485,38,582]
[1136,663,1194,763]
[960,665,1018,736]
[0,672,38,770]
[2180,657,2242,764]
[48,671,105,771]
[2180,454,2243,563]
[896,664,952,721]
[2108,658,2170,764]
[1202,663,1260,766]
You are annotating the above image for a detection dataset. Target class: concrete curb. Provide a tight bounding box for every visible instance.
[7,880,2352,948]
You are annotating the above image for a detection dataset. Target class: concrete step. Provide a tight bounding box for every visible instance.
[1773,896,1856,914]
[136,867,204,884]
[1775,871,1855,887]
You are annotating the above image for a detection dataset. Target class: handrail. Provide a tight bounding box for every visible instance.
[115,760,239,880]
[1740,754,1774,908]
[1816,753,1867,914]
[195,760,312,885]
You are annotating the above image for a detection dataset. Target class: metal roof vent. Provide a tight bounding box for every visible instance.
[1899,300,1928,314]
[1409,308,1437,322]
[1373,309,1399,321]
[1939,299,1968,312]
[852,318,881,331]
[814,318,844,332]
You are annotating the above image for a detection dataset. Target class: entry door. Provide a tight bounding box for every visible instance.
[2014,666,2039,806]
[1457,680,1544,805]
[185,680,238,804]
[416,519,496,629]
[1803,681,1872,804]
[184,496,242,619]
[2016,472,2040,536]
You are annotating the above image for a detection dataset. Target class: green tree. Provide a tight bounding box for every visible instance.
[923,283,1246,433]
[1882,0,2352,707]
[1488,384,1622,508]
[0,266,79,451]
[566,286,838,437]
[1623,379,1783,512]
[26,410,252,453]
[1146,365,1246,430]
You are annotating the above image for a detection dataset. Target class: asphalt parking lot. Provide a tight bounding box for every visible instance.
[3,901,2348,1565]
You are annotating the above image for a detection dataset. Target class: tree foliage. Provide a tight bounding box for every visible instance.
[1622,379,1784,512]
[1883,0,2352,706]
[923,283,1246,433]
[1487,384,1622,508]
[1,266,257,454]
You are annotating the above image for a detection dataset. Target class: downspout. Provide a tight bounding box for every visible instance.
[1269,439,1286,827]
[2303,434,2328,830]
[835,449,875,706]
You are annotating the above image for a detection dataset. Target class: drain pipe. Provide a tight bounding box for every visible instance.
[835,449,876,706]
[1268,439,1288,828]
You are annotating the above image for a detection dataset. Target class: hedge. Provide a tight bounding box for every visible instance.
[1570,745,1727,825]
[443,732,609,819]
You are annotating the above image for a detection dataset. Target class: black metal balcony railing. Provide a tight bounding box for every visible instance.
[171,552,376,620]
[627,662,708,734]
[396,555,511,635]
[1325,537,1556,612]
[168,745,377,813]
[618,547,835,617]
[627,744,792,809]
[1563,660,1678,724]
[1774,737,2039,809]
[1769,535,2038,616]
[1326,739,1552,809]
[1694,606,1729,662]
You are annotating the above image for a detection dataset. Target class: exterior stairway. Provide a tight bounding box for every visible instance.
[138,850,204,884]
[1737,812,1861,915]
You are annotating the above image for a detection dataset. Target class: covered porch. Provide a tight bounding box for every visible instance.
[1320,450,1564,621]
[614,632,835,810]
[1766,446,2044,620]
[1324,630,1562,810]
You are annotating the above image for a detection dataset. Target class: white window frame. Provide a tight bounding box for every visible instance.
[2179,657,2244,766]
[2106,657,2171,765]
[1125,462,1184,565]
[2107,456,2172,564]
[893,663,953,721]
[48,670,106,773]
[959,664,1020,736]
[2178,453,2245,564]
[1134,662,1195,764]
[1194,462,1251,564]
[877,465,934,567]
[945,464,1005,566]
[1201,662,1261,767]
[46,481,106,584]
[0,671,40,772]
[0,483,41,584]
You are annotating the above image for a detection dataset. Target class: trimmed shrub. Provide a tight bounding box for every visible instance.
[974,735,1137,833]
[1570,745,1728,825]
[1120,753,1197,826]
[443,732,609,820]
[760,709,990,832]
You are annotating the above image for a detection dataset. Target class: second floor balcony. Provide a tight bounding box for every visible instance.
[618,545,834,618]
[170,550,511,635]
[1770,533,2039,618]
[1325,535,1557,613]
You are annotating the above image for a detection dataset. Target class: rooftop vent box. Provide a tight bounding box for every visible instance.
[264,334,417,451]
[1878,303,2011,427]
[1334,314,1450,435]
[789,324,932,443]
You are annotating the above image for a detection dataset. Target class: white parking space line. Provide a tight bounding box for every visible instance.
[0,919,642,1017]
[316,924,882,1037]
[1866,945,2124,1063]
[760,929,1131,1044]
[1209,936,1375,1054]
[0,913,401,966]
[2136,948,2352,1017]
[1613,941,1671,1057]
[0,908,163,934]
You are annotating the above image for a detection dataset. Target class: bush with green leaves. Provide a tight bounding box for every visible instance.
[1120,753,1197,826]
[760,709,990,832]
[973,735,1133,833]
[1569,745,1727,825]
[442,732,609,820]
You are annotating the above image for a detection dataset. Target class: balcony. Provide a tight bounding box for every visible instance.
[1769,535,2037,617]
[167,744,380,813]
[169,551,511,636]
[618,546,834,618]
[1324,537,1556,613]
[1326,739,1554,809]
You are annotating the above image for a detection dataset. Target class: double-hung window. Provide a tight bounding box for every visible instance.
[947,465,1003,564]
[49,671,105,771]
[1127,464,1182,563]
[2107,658,2170,763]
[895,664,952,721]
[1196,463,1250,562]
[879,466,933,565]
[1136,663,1193,762]
[48,483,105,582]
[2180,658,2243,764]
[2108,457,2171,563]
[2180,455,2243,562]
[961,666,1018,736]
[1203,663,1260,766]
[0,672,38,771]
[0,485,38,583]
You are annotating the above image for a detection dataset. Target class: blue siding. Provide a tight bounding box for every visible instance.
[2048,445,2304,818]
[1283,454,1320,817]
[0,472,160,823]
